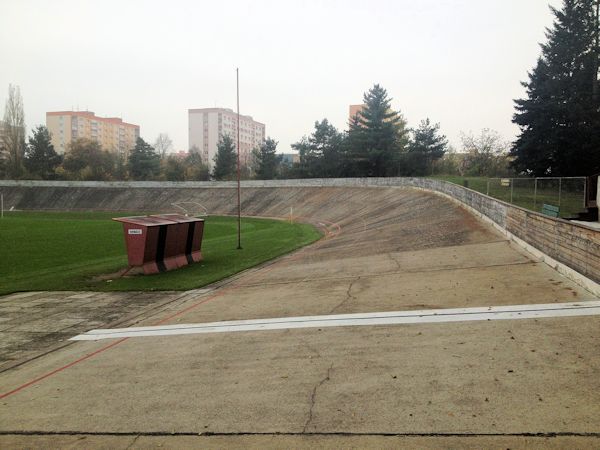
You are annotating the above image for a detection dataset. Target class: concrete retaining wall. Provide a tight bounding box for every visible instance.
[0,178,598,286]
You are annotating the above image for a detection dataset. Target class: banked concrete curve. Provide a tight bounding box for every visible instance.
[1,177,598,292]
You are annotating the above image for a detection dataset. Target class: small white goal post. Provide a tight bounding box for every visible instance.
[170,201,209,218]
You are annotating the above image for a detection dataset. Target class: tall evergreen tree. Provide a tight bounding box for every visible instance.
[511,0,600,176]
[252,137,281,180]
[311,119,345,177]
[128,137,160,180]
[24,125,62,179]
[292,119,345,178]
[347,84,409,177]
[404,118,448,175]
[212,134,237,180]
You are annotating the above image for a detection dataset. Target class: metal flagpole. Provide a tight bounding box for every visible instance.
[236,68,242,250]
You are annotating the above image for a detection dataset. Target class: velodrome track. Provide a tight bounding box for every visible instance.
[1,185,599,449]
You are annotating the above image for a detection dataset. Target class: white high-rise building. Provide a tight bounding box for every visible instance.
[188,108,265,168]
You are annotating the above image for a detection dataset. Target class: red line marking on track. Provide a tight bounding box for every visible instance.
[0,216,342,400]
[0,338,128,400]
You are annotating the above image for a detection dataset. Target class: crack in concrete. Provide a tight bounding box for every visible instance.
[238,260,536,288]
[387,253,402,271]
[302,363,334,433]
[125,434,140,449]
[329,277,360,313]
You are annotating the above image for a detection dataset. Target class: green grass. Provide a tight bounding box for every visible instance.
[0,212,321,295]
[430,175,586,218]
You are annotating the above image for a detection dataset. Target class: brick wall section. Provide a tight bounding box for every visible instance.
[0,178,597,283]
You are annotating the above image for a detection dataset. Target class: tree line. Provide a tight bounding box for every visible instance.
[212,0,600,180]
[245,84,515,180]
[0,82,515,182]
[0,124,211,182]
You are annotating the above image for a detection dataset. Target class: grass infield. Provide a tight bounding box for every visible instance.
[0,212,321,295]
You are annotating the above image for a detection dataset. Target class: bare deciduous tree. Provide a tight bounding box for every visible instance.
[460,129,512,177]
[153,133,173,159]
[2,84,26,178]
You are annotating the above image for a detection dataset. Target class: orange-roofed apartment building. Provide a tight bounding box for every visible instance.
[46,111,140,157]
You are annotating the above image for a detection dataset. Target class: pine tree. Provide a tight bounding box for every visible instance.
[405,118,448,175]
[347,84,409,177]
[252,137,281,180]
[24,125,62,179]
[292,119,345,178]
[511,0,600,176]
[128,137,160,180]
[212,134,237,180]
[310,119,345,178]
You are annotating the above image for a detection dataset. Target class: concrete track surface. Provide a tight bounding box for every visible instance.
[1,186,599,449]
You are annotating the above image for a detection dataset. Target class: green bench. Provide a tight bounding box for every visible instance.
[541,204,560,218]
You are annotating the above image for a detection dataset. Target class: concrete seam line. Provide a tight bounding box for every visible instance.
[70,301,600,340]
[2,431,600,437]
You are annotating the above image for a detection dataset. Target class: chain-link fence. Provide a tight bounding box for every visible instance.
[485,177,586,218]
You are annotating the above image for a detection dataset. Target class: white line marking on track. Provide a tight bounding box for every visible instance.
[70,301,600,341]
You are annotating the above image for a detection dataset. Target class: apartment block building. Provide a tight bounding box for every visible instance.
[349,104,366,120]
[188,108,265,168]
[46,111,140,156]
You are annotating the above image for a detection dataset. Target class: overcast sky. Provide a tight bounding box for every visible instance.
[1,0,561,153]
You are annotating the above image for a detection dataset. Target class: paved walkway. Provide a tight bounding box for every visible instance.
[1,187,598,449]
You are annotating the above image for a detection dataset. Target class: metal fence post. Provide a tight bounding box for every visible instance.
[558,177,562,209]
[510,178,514,204]
[486,179,490,196]
[533,178,537,210]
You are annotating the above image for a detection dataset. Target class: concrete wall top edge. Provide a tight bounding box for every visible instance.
[0,178,597,234]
